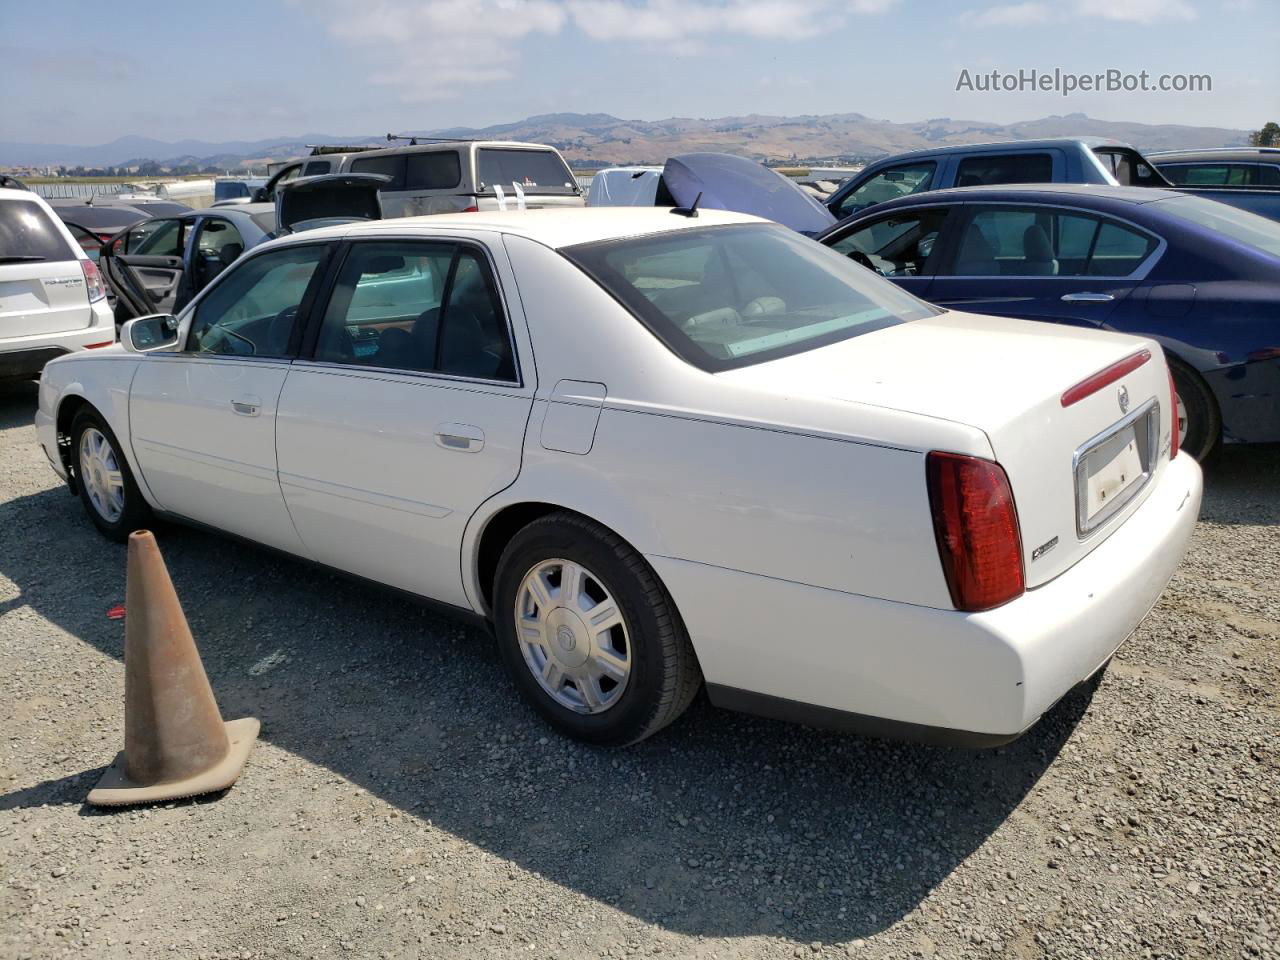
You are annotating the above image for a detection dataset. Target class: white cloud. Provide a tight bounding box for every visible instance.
[966,0,1196,26]
[309,0,898,101]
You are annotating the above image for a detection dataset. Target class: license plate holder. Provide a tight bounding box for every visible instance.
[1074,399,1158,537]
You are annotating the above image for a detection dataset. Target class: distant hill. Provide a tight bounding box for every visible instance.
[1,111,1249,169]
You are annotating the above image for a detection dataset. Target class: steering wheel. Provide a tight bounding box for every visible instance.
[848,250,886,275]
[266,305,299,352]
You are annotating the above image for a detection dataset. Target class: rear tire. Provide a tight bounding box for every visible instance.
[493,511,702,746]
[70,407,152,542]
[1168,357,1220,462]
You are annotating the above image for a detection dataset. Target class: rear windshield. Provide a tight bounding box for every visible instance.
[1159,195,1280,257]
[563,223,938,372]
[477,149,577,195]
[0,199,76,262]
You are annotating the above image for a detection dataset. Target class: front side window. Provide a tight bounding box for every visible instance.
[563,223,938,372]
[835,162,936,217]
[187,245,327,357]
[126,217,185,256]
[476,149,577,195]
[945,207,1157,278]
[955,152,1053,187]
[350,155,407,190]
[314,241,516,381]
[405,151,462,190]
[827,207,951,277]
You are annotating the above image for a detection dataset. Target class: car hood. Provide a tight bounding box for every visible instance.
[276,173,387,234]
[661,153,837,236]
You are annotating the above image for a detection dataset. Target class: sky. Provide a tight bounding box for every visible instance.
[1,0,1276,146]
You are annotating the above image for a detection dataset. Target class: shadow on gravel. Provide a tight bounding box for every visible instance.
[1199,444,1280,527]
[1,382,1275,946]
[0,380,38,431]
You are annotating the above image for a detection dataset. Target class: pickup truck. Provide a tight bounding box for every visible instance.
[824,138,1168,219]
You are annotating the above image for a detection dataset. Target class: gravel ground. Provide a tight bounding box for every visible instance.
[1,377,1277,960]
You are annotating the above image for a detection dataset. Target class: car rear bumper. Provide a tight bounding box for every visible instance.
[652,453,1202,743]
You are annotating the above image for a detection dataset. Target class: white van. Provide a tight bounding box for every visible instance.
[1,187,115,380]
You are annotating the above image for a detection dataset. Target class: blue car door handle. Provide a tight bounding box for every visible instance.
[1061,292,1115,303]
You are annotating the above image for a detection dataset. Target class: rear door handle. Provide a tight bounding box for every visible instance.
[1061,292,1114,303]
[231,396,262,417]
[435,423,485,452]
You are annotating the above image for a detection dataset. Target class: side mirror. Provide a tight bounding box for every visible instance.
[121,314,179,353]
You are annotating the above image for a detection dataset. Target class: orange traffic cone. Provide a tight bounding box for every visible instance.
[88,530,259,807]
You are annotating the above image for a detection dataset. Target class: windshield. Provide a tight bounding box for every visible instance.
[476,149,577,196]
[563,223,938,372]
[1159,195,1280,257]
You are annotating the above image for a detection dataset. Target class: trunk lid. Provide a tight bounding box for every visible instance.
[275,173,386,234]
[1,259,91,339]
[661,153,838,236]
[720,310,1174,587]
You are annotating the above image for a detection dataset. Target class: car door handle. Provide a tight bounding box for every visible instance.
[1061,292,1115,303]
[230,396,262,417]
[435,423,485,452]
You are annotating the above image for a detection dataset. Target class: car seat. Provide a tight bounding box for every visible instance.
[954,223,999,275]
[1021,225,1059,275]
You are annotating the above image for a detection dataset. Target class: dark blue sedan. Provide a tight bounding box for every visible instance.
[818,184,1280,459]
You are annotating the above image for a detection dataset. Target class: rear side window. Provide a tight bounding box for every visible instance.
[476,149,576,195]
[955,153,1053,187]
[0,200,76,262]
[303,160,331,176]
[313,241,516,381]
[946,207,1157,277]
[1162,164,1253,186]
[350,155,407,190]
[405,152,462,190]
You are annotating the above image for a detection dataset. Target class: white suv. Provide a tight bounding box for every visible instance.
[1,187,115,379]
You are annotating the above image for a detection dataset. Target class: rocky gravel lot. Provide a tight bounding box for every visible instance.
[1,378,1277,960]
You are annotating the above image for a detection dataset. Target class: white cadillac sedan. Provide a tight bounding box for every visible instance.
[36,208,1202,747]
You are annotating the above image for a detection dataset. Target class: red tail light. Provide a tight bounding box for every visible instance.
[462,204,479,213]
[1168,369,1179,460]
[926,452,1025,612]
[80,259,107,303]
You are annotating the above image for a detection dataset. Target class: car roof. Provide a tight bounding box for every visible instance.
[1,186,49,204]
[358,140,566,157]
[1146,148,1280,162]
[285,207,764,250]
[859,182,1184,210]
[861,137,1131,165]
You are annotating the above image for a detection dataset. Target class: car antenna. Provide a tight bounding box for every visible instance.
[671,191,702,218]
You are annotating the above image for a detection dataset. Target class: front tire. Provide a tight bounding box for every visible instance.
[1168,357,1220,461]
[493,512,701,746]
[70,407,152,542]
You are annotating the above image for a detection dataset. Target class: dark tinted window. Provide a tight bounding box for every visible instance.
[564,223,937,372]
[1259,165,1280,186]
[188,245,327,357]
[303,160,331,176]
[314,242,515,381]
[405,151,462,190]
[955,152,1053,187]
[476,149,576,195]
[0,199,77,261]
[835,162,936,217]
[350,154,407,190]
[124,217,186,256]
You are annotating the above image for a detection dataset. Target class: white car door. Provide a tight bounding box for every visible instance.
[275,236,534,609]
[128,242,333,555]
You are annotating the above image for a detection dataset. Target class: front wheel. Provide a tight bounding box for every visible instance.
[493,512,702,746]
[1168,358,1220,462]
[70,408,152,541]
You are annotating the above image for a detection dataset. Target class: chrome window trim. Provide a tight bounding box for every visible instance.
[1071,397,1160,539]
[287,357,528,393]
[936,200,1167,282]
